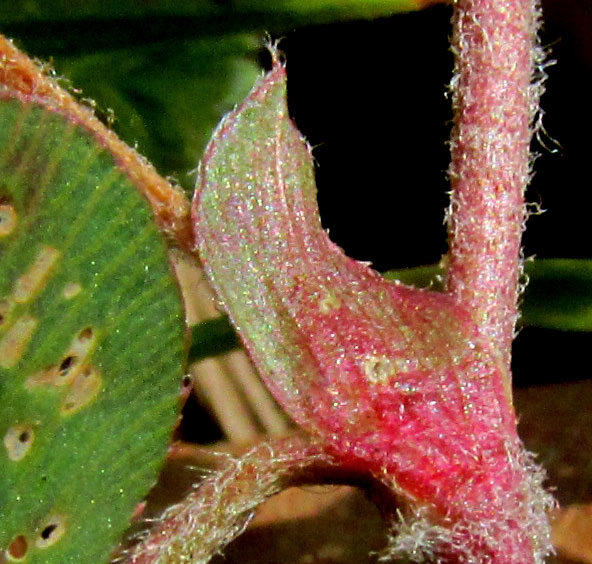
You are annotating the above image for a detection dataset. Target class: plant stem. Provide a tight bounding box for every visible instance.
[121,435,346,564]
[446,0,542,370]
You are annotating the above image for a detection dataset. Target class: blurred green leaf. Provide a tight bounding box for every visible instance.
[235,0,432,18]
[382,262,445,289]
[520,259,592,332]
[54,35,261,191]
[0,97,186,562]
[384,259,592,332]
[189,316,241,363]
[0,0,431,26]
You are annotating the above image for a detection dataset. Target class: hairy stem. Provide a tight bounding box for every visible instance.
[119,434,349,564]
[446,0,542,369]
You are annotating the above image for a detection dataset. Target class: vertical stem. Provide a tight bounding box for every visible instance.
[446,0,541,369]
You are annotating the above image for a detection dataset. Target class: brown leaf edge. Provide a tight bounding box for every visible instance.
[0,34,193,251]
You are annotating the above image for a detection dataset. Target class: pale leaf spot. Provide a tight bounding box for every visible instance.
[71,327,95,353]
[0,204,17,237]
[0,314,38,368]
[60,365,102,415]
[25,365,59,390]
[0,299,10,326]
[3,425,34,461]
[25,327,96,389]
[35,515,67,548]
[62,282,82,299]
[362,355,396,385]
[13,246,60,304]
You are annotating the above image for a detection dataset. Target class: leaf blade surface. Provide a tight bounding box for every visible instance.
[0,63,186,564]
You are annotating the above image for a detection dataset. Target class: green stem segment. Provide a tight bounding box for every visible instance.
[446,0,542,370]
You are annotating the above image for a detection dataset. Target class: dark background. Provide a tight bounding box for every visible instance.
[282,3,590,270]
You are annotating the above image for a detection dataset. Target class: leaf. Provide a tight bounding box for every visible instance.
[520,258,592,332]
[0,38,186,563]
[193,60,554,563]
[53,35,261,192]
[189,316,240,363]
[383,262,445,289]
[383,259,592,332]
[0,0,436,26]
[236,0,440,19]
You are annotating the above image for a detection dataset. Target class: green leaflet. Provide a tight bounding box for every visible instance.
[0,99,186,563]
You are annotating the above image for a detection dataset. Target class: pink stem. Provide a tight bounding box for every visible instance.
[446,0,542,370]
